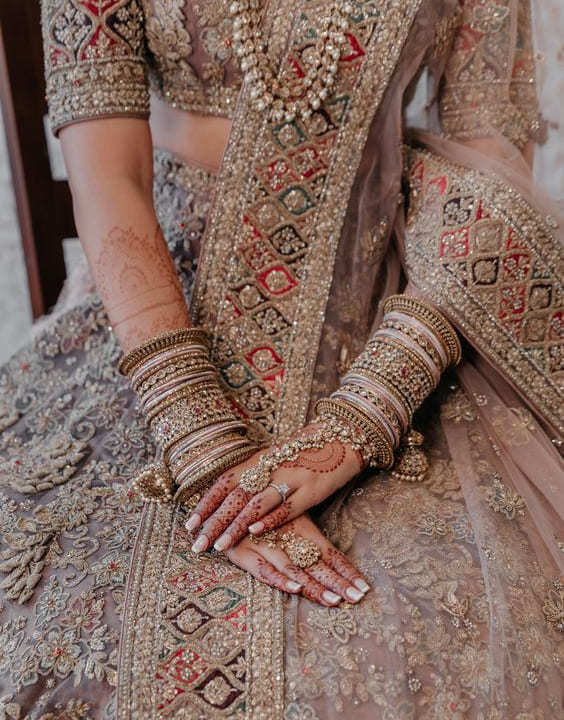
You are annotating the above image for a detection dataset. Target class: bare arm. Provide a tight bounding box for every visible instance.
[60,117,190,351]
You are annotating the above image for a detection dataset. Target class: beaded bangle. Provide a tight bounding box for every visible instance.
[315,398,395,468]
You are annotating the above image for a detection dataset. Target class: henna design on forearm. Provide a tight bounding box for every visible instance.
[90,224,190,350]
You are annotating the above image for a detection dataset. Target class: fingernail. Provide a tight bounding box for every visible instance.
[191,535,208,553]
[214,535,231,552]
[346,587,364,602]
[286,581,302,593]
[185,514,201,532]
[353,578,370,593]
[322,591,341,605]
[249,522,265,534]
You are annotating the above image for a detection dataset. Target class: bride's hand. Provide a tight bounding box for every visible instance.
[185,423,364,552]
[219,514,369,605]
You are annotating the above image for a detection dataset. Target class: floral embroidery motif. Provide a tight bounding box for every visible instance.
[485,474,526,520]
[542,579,564,633]
[42,0,150,132]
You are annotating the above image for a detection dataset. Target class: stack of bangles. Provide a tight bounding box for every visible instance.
[316,295,461,466]
[239,295,461,496]
[119,327,257,507]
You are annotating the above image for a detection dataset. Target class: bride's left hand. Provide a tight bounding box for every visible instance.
[185,423,364,553]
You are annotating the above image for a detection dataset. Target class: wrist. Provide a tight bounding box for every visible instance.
[315,295,461,469]
[120,327,257,505]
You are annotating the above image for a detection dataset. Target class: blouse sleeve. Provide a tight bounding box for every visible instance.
[41,0,151,135]
[438,0,540,149]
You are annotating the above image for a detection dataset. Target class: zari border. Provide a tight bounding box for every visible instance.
[117,503,175,717]
[405,147,564,434]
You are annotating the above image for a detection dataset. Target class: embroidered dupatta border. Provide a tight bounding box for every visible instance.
[117,1,422,717]
[405,148,564,434]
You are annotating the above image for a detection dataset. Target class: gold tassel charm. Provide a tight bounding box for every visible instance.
[132,463,174,504]
[391,430,429,483]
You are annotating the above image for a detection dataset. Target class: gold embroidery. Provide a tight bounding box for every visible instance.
[542,579,564,634]
[42,0,150,133]
[439,0,540,148]
[485,474,526,520]
[405,148,563,433]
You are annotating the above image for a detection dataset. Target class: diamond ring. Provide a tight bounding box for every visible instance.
[270,482,291,502]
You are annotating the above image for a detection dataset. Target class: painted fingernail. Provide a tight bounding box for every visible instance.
[191,535,208,553]
[214,535,231,552]
[249,522,265,534]
[353,578,370,593]
[322,591,341,605]
[286,581,302,593]
[185,514,201,532]
[346,587,364,602]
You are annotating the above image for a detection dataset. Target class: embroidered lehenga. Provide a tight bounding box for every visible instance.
[0,0,563,717]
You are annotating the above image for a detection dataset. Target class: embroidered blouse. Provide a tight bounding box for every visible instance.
[42,0,539,149]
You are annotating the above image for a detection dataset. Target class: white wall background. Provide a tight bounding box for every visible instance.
[0,112,31,365]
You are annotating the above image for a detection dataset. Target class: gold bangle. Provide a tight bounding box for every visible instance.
[144,380,220,425]
[133,357,214,394]
[383,295,461,366]
[173,444,258,507]
[315,397,395,468]
[371,335,436,393]
[119,327,210,376]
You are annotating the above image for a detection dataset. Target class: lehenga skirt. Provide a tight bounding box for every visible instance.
[0,150,563,719]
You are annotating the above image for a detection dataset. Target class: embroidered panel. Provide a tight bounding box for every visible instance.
[118,0,422,717]
[439,0,540,148]
[192,0,423,441]
[140,0,241,117]
[42,0,151,132]
[405,148,563,433]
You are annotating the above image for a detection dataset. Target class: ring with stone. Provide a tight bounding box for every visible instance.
[279,531,322,569]
[269,482,291,503]
[239,463,272,495]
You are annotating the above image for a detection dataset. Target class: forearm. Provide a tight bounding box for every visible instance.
[61,119,190,351]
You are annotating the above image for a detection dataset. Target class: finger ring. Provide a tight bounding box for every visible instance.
[279,531,321,569]
[239,463,271,495]
[270,482,291,502]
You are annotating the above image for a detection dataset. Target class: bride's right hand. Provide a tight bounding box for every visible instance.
[216,514,370,607]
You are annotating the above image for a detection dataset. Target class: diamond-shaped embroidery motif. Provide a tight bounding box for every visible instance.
[195,670,242,709]
[279,186,315,215]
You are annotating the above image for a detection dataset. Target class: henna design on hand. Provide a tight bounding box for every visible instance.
[306,561,349,599]
[253,502,293,535]
[254,557,293,593]
[190,473,238,525]
[199,487,248,540]
[222,496,268,546]
[285,441,346,474]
